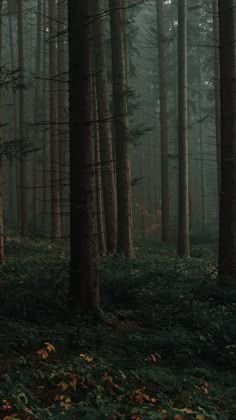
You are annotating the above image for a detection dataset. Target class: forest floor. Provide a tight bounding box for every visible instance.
[0,237,235,419]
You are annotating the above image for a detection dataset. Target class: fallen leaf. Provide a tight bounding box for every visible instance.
[45,343,55,352]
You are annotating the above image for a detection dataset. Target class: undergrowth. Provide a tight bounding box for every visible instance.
[0,236,235,419]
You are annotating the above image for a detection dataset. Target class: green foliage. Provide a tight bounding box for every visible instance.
[0,238,235,419]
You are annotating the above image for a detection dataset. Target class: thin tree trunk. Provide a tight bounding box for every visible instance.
[92,0,117,254]
[177,0,190,256]
[32,0,42,231]
[212,0,221,204]
[122,0,129,86]
[140,140,146,238]
[17,0,27,236]
[110,0,134,257]
[93,78,107,257]
[198,58,207,229]
[49,0,61,239]
[156,0,170,242]
[8,11,19,227]
[68,0,100,310]
[8,162,15,224]
[94,129,107,258]
[199,124,207,228]
[218,0,236,278]
[41,0,48,231]
[57,0,66,235]
[0,0,4,262]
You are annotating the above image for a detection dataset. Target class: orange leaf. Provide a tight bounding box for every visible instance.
[45,343,56,352]
[37,349,48,359]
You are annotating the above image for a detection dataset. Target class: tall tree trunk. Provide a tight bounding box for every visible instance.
[41,0,48,231]
[0,0,4,263]
[8,10,19,227]
[177,0,190,256]
[17,0,27,236]
[199,123,207,228]
[140,140,146,237]
[212,0,221,204]
[92,0,117,254]
[198,66,207,229]
[156,0,170,242]
[57,0,66,235]
[32,0,42,231]
[68,0,100,310]
[92,77,107,257]
[218,0,236,278]
[49,0,61,239]
[122,0,129,86]
[197,51,207,229]
[110,0,134,257]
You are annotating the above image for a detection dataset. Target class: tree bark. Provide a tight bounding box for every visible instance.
[110,0,134,257]
[32,0,42,232]
[0,0,4,263]
[49,0,62,239]
[92,0,117,254]
[197,54,207,229]
[212,0,221,204]
[17,0,27,236]
[122,0,129,87]
[92,77,107,257]
[68,0,100,310]
[8,10,19,227]
[41,0,48,231]
[57,0,66,235]
[177,0,190,256]
[218,0,236,279]
[156,0,170,242]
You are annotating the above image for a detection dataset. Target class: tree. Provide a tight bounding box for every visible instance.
[92,0,117,254]
[32,0,42,231]
[156,0,170,242]
[49,0,62,239]
[17,0,27,236]
[57,0,67,235]
[92,76,107,257]
[122,0,129,86]
[0,0,3,263]
[41,0,48,231]
[218,0,236,278]
[68,0,100,310]
[110,0,134,257]
[8,7,19,227]
[197,51,207,229]
[178,0,190,256]
[212,0,221,201]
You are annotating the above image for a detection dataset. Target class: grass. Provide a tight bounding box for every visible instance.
[0,236,235,419]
